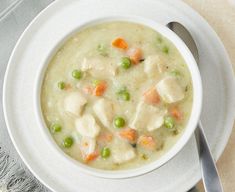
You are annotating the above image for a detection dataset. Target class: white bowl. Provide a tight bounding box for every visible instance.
[35,16,202,179]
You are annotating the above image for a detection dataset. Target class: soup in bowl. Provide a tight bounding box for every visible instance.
[38,18,202,178]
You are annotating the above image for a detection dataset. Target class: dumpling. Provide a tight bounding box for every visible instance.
[156,76,184,103]
[111,139,136,164]
[80,137,96,157]
[64,92,87,116]
[144,55,166,76]
[81,56,117,78]
[93,98,114,128]
[75,114,101,138]
[130,101,166,131]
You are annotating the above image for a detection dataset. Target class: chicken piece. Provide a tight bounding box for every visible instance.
[112,139,136,164]
[64,92,87,116]
[156,76,184,103]
[75,114,101,138]
[81,57,117,78]
[130,101,166,131]
[93,98,114,128]
[144,55,166,76]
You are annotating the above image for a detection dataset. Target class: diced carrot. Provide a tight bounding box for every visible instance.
[138,135,156,150]
[112,38,128,50]
[127,48,142,64]
[84,151,99,163]
[119,128,137,143]
[97,132,113,143]
[83,85,94,95]
[93,81,107,96]
[170,106,183,120]
[64,83,72,91]
[143,87,161,104]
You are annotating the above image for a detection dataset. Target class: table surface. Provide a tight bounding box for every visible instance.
[0,0,234,192]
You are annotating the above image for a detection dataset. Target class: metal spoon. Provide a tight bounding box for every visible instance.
[167,22,223,192]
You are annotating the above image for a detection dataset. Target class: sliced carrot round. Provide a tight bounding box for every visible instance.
[112,38,128,50]
[143,87,161,104]
[83,85,94,94]
[127,48,143,64]
[84,151,99,163]
[170,106,183,120]
[119,128,137,143]
[138,135,156,150]
[93,81,107,96]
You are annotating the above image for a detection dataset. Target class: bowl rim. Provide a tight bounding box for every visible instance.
[34,15,203,179]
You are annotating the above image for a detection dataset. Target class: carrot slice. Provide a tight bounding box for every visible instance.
[143,87,160,104]
[93,81,107,96]
[138,135,156,150]
[83,85,94,95]
[170,106,183,120]
[97,132,113,143]
[64,83,72,91]
[127,48,142,64]
[84,151,99,163]
[119,128,137,143]
[112,38,128,50]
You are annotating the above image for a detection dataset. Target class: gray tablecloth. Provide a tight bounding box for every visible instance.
[0,0,198,191]
[0,1,53,191]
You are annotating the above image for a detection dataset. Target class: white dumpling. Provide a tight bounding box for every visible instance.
[156,76,184,103]
[112,139,136,164]
[147,114,165,131]
[144,55,166,76]
[93,98,114,128]
[75,114,101,138]
[64,92,87,116]
[81,57,117,78]
[80,137,96,157]
[130,101,166,131]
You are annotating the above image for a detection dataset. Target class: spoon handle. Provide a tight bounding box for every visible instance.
[195,121,224,192]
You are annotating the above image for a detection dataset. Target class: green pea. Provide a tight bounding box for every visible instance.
[63,137,73,148]
[97,44,108,56]
[57,81,65,90]
[101,147,111,159]
[121,57,131,69]
[114,117,126,128]
[92,79,101,86]
[162,46,169,54]
[141,154,148,160]
[171,70,181,76]
[72,70,82,80]
[121,91,130,101]
[116,88,131,101]
[157,36,163,44]
[51,123,62,133]
[164,116,175,129]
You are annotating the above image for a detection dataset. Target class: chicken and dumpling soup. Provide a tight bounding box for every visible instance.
[41,22,193,170]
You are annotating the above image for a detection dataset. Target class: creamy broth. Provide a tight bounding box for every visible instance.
[41,22,193,170]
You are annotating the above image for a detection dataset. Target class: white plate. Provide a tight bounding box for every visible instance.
[3,0,235,192]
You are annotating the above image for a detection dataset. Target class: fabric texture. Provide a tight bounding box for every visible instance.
[0,1,53,191]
